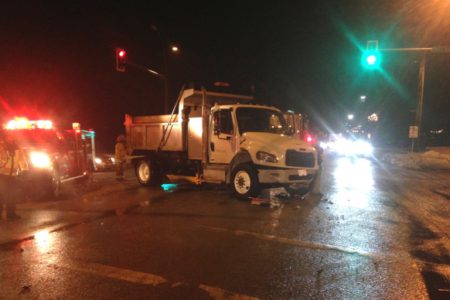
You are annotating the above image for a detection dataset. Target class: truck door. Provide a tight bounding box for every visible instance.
[209,109,236,164]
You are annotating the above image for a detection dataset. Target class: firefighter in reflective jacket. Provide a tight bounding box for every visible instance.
[0,131,27,220]
[115,134,126,181]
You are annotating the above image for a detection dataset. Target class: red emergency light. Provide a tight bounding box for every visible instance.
[304,133,315,144]
[4,117,53,130]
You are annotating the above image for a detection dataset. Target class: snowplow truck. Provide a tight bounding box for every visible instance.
[125,88,320,199]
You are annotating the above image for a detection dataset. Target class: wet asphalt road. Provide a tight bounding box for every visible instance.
[1,154,449,299]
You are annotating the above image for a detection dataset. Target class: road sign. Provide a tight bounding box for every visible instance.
[409,126,419,139]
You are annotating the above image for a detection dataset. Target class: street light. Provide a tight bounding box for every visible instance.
[360,95,366,102]
[368,113,379,122]
[170,45,180,53]
[347,114,354,120]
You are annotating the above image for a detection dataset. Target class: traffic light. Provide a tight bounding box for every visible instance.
[115,48,127,72]
[361,40,381,69]
[361,50,381,68]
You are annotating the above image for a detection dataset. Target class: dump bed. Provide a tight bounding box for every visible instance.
[125,88,253,158]
[125,113,183,152]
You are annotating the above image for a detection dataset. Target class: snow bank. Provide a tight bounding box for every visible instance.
[383,147,450,170]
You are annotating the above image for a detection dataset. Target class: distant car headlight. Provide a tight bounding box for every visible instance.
[110,157,115,163]
[256,151,278,163]
[335,139,373,156]
[95,157,103,165]
[29,151,51,169]
[354,140,373,155]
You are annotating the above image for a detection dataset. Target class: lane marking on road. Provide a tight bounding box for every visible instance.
[56,261,167,286]
[203,226,382,259]
[55,260,260,300]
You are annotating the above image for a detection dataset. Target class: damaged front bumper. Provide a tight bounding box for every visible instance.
[255,164,318,185]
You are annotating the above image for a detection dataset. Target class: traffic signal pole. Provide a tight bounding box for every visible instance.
[380,47,431,152]
[413,54,426,152]
[367,44,450,152]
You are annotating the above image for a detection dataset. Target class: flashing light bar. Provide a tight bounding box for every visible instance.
[4,117,53,130]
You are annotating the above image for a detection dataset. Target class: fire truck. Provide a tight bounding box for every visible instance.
[0,117,95,198]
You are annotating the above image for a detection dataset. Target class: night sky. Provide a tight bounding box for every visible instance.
[1,1,449,151]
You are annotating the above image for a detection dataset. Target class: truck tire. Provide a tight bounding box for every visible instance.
[230,164,260,200]
[136,159,160,186]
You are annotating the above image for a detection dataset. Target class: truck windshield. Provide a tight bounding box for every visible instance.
[236,107,287,135]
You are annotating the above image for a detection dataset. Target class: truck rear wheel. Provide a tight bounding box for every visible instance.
[136,159,160,186]
[230,164,260,200]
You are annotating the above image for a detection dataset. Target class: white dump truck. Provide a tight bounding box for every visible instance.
[125,88,320,199]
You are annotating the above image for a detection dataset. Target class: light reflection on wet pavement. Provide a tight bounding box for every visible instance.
[0,155,449,299]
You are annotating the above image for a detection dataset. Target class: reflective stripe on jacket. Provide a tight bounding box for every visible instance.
[0,145,28,176]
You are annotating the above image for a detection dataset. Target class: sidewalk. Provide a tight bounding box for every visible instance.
[381,147,450,170]
[0,170,161,246]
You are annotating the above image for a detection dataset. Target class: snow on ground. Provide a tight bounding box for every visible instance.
[382,147,450,170]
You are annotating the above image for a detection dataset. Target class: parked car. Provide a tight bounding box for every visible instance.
[94,153,116,171]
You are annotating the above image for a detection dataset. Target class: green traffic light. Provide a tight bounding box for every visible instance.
[361,50,381,69]
[366,54,377,65]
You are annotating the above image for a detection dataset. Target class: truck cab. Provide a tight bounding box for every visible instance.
[208,104,319,198]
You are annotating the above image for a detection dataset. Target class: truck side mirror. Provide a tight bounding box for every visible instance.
[213,114,220,135]
[213,109,233,137]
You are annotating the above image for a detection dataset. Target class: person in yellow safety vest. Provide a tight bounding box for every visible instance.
[115,134,127,181]
[0,131,27,220]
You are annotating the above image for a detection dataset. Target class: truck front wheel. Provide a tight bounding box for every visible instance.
[230,164,260,200]
[136,159,160,186]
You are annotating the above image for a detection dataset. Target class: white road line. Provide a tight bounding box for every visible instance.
[203,225,450,283]
[204,225,381,259]
[55,260,260,300]
[56,261,167,286]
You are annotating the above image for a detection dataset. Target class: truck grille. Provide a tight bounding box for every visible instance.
[285,150,315,168]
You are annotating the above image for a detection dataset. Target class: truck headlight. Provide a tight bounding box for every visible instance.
[256,151,278,163]
[29,151,51,169]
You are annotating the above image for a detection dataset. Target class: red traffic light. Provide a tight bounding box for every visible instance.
[115,48,127,72]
